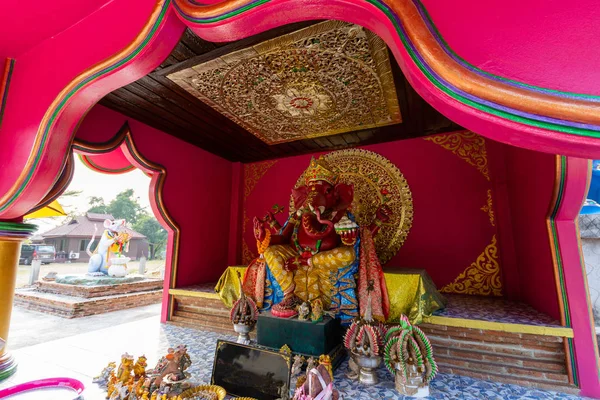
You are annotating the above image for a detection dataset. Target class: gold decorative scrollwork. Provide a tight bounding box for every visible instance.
[440,235,502,296]
[242,240,257,265]
[481,189,495,227]
[424,131,490,181]
[291,149,413,264]
[244,160,278,200]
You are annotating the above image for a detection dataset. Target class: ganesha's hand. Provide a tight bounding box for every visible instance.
[253,217,266,241]
[262,211,282,231]
[262,211,275,223]
[284,257,305,272]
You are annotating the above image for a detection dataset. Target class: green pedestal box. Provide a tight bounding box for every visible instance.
[256,311,342,356]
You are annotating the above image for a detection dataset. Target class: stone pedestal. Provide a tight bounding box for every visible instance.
[0,222,36,382]
[14,276,163,318]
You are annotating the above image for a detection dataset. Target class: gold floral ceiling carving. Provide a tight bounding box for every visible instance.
[167,21,402,144]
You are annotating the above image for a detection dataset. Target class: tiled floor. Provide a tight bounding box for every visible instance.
[434,294,561,327]
[0,307,591,399]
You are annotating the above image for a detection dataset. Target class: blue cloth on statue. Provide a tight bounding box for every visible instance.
[262,265,284,311]
[330,234,360,325]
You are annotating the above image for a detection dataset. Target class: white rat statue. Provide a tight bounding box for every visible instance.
[87,218,128,276]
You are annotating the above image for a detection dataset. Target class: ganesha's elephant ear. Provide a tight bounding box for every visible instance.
[334,183,354,210]
[292,185,309,210]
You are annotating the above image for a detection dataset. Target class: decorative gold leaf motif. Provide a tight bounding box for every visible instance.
[424,132,490,181]
[481,189,495,227]
[244,160,278,200]
[167,21,401,144]
[291,149,413,264]
[242,240,256,265]
[242,209,249,235]
[440,235,502,296]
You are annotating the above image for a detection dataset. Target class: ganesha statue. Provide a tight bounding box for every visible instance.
[245,154,400,323]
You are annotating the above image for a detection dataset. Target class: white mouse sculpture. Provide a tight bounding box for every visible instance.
[87,218,128,276]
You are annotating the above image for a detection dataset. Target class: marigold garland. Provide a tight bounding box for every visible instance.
[256,230,271,255]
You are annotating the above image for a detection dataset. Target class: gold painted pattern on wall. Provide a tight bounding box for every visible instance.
[481,189,495,227]
[242,209,249,235]
[242,240,257,265]
[424,132,490,181]
[244,160,278,200]
[440,235,502,296]
[167,21,401,144]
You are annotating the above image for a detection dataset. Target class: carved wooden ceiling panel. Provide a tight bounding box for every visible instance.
[99,23,461,162]
[166,21,401,144]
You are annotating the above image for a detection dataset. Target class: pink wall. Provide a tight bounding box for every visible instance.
[75,105,233,288]
[420,0,600,95]
[503,146,560,321]
[241,134,500,293]
[0,1,112,59]
[82,148,133,172]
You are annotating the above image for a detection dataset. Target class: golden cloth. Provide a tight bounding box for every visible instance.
[214,266,248,308]
[263,244,355,307]
[386,269,446,325]
[215,266,445,323]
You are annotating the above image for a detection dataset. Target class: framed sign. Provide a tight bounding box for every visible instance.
[211,340,291,400]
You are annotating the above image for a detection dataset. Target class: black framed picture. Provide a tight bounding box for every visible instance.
[211,340,291,400]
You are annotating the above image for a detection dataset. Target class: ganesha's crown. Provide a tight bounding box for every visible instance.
[305,156,338,186]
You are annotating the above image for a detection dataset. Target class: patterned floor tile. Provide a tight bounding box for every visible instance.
[434,294,561,327]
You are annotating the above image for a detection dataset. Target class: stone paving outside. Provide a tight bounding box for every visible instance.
[0,304,594,399]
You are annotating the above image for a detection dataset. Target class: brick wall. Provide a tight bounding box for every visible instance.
[420,323,576,394]
[36,279,163,298]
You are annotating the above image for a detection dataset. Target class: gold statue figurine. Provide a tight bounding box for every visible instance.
[134,355,148,380]
[116,353,135,384]
[319,354,333,381]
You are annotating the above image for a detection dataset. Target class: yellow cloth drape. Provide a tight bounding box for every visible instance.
[24,200,66,219]
[214,266,446,323]
[385,269,446,325]
[295,246,355,307]
[214,266,248,308]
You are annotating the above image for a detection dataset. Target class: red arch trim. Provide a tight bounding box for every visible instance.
[72,122,181,321]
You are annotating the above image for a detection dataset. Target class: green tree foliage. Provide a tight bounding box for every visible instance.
[105,189,145,225]
[87,196,108,214]
[86,189,167,259]
[133,215,168,259]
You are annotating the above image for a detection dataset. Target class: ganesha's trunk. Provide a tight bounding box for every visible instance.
[302,211,335,239]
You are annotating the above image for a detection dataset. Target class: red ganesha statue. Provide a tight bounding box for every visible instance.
[245,155,392,323]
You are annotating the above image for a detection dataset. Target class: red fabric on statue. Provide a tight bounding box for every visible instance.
[242,257,266,308]
[357,228,390,321]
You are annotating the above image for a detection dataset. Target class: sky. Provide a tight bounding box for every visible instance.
[32,156,151,234]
